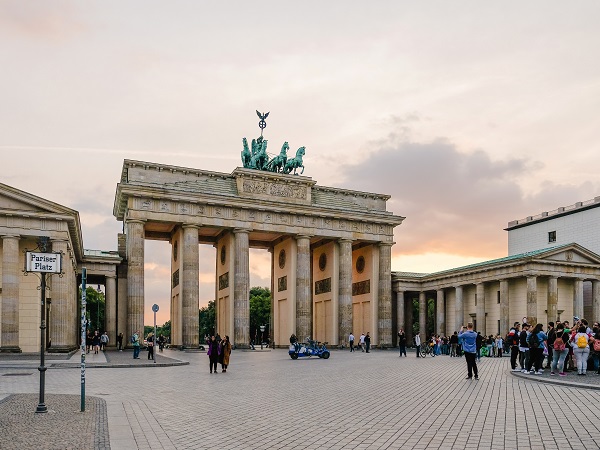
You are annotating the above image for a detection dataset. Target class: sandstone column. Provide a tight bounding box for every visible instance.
[547,277,558,324]
[126,220,145,344]
[593,280,600,325]
[476,283,485,334]
[233,228,250,348]
[105,275,117,347]
[573,278,584,320]
[397,291,405,337]
[338,238,353,346]
[406,294,413,344]
[47,239,70,351]
[1,235,21,352]
[499,280,509,336]
[181,225,200,348]
[455,285,464,332]
[419,291,426,341]
[378,243,393,346]
[296,235,312,341]
[436,289,445,336]
[526,276,537,326]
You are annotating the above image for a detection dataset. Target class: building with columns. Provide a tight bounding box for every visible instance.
[113,160,403,349]
[393,244,600,343]
[0,182,120,353]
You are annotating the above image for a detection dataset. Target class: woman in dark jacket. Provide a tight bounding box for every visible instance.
[207,335,220,374]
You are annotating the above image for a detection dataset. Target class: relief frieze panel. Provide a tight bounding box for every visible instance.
[242,180,307,199]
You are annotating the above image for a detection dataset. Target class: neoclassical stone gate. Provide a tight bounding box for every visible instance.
[114,160,403,348]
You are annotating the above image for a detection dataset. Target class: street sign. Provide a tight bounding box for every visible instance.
[26,252,62,273]
[152,304,159,313]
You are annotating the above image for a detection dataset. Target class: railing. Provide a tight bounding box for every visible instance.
[507,196,600,227]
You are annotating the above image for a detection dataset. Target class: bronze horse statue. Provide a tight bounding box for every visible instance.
[283,147,305,175]
[266,141,289,173]
[250,139,269,170]
[241,137,252,168]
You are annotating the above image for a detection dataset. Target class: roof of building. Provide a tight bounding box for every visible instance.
[506,196,600,230]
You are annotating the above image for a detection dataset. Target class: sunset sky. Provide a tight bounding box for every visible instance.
[2,2,600,324]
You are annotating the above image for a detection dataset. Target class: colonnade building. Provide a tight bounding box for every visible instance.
[2,162,600,353]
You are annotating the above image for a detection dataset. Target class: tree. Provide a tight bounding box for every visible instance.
[250,287,271,343]
[79,287,105,333]
[199,301,216,339]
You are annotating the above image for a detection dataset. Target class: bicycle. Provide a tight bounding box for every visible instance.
[420,343,436,357]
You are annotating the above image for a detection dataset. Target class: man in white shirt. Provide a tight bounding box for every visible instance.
[359,333,365,352]
[415,333,421,358]
[349,332,355,352]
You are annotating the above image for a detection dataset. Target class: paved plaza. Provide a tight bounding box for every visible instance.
[1,349,600,450]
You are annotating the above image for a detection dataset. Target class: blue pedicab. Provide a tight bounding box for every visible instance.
[289,337,330,360]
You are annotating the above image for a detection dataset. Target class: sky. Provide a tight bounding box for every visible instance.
[2,1,600,325]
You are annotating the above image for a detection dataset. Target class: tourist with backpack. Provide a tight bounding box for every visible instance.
[571,325,590,375]
[550,323,570,376]
[132,330,141,359]
[526,323,547,374]
[508,323,521,371]
[545,322,556,369]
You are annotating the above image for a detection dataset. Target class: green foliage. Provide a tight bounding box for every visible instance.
[79,287,105,333]
[199,301,216,339]
[160,320,171,338]
[250,286,271,343]
[411,296,435,338]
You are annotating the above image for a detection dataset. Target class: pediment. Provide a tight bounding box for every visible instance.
[536,244,600,265]
[0,183,75,216]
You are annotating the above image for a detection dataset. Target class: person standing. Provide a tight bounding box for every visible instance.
[364,332,371,353]
[507,323,521,371]
[571,325,590,375]
[92,331,101,354]
[207,335,220,373]
[415,332,421,358]
[349,332,355,352]
[550,323,569,376]
[220,335,232,372]
[158,334,165,352]
[519,323,531,373]
[545,322,556,369]
[458,323,479,380]
[359,333,365,352]
[398,329,407,357]
[495,335,503,358]
[100,332,109,351]
[526,323,547,374]
[117,332,124,351]
[475,332,483,362]
[132,330,141,359]
[450,332,458,357]
[146,332,155,360]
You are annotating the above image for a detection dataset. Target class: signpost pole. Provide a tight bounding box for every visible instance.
[80,268,87,412]
[152,304,159,363]
[36,271,48,413]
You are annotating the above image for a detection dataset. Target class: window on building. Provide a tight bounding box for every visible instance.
[498,320,501,335]
[497,291,500,304]
[475,294,477,306]
[548,231,556,243]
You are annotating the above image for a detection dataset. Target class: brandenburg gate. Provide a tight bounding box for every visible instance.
[113,156,403,348]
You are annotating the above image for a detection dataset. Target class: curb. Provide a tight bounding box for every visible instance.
[510,370,600,391]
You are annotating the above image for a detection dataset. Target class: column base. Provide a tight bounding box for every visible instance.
[0,346,22,353]
[234,343,250,349]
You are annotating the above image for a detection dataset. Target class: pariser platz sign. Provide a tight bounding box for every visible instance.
[26,252,62,273]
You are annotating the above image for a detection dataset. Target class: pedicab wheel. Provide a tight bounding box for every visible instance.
[290,353,298,360]
[322,351,330,359]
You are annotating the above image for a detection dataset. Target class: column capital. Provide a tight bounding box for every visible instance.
[296,234,313,241]
[181,223,200,230]
[105,274,117,279]
[338,238,353,244]
[378,241,395,248]
[1,234,20,240]
[126,219,146,224]
[233,228,251,234]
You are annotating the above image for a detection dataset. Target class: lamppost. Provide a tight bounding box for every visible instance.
[259,325,265,350]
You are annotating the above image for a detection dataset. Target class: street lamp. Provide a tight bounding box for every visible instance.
[259,325,265,350]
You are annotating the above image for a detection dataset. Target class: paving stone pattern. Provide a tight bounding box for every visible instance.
[1,349,600,449]
[0,393,108,450]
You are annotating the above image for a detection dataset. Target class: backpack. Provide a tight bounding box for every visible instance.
[529,333,540,349]
[553,335,565,351]
[130,334,136,344]
[593,338,600,352]
[576,334,588,349]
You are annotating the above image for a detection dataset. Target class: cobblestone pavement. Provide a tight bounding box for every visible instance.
[1,349,600,449]
[0,393,108,450]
